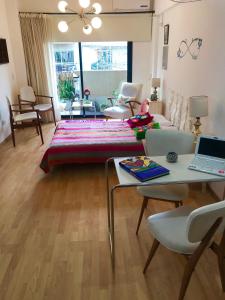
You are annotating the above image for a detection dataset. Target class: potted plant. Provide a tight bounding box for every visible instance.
[58,79,75,102]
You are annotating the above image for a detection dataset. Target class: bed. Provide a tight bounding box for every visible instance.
[40,119,145,173]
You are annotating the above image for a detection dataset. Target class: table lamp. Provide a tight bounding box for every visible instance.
[189,96,208,136]
[151,78,161,101]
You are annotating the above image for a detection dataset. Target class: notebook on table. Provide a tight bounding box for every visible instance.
[188,135,225,177]
[119,156,170,182]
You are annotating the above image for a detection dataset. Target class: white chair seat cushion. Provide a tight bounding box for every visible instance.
[34,103,52,111]
[148,206,200,254]
[137,184,189,201]
[14,112,37,122]
[104,106,131,119]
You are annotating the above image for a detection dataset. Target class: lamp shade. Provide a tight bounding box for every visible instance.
[151,78,161,88]
[189,96,208,118]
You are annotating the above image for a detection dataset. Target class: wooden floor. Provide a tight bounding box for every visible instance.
[0,124,224,300]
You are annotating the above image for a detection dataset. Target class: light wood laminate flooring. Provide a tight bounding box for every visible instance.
[0,124,224,300]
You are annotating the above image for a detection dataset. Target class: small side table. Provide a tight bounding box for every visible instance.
[72,100,96,118]
[148,100,163,114]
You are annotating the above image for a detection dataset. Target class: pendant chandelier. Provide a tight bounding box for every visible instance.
[57,0,102,35]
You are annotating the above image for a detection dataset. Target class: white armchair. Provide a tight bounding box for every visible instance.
[103,82,143,120]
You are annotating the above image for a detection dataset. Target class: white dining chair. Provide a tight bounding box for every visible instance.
[136,129,195,234]
[143,201,225,300]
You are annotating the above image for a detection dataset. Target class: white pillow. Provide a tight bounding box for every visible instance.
[152,114,172,127]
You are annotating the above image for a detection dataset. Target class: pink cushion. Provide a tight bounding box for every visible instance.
[127,112,154,129]
[139,99,150,114]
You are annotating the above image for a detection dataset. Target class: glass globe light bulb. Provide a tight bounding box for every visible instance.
[58,1,68,12]
[79,0,90,9]
[92,3,102,14]
[83,24,93,35]
[58,21,69,33]
[91,17,102,29]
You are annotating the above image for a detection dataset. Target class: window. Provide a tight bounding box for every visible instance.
[52,41,131,115]
[81,42,127,71]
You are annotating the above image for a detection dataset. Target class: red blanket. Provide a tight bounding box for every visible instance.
[40,119,145,173]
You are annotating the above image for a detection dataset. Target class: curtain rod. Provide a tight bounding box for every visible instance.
[19,10,155,16]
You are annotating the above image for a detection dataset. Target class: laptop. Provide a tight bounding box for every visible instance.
[188,135,225,177]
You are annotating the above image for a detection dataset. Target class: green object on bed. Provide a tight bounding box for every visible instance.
[134,127,147,140]
[152,122,160,129]
[133,123,161,140]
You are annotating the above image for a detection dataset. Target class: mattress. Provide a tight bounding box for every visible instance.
[40,119,145,173]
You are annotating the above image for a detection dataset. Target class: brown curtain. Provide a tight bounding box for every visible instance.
[19,14,61,122]
[20,14,49,95]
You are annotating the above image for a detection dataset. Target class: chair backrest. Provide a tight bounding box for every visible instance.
[20,86,36,103]
[120,82,143,102]
[186,200,225,243]
[6,96,14,121]
[145,129,195,156]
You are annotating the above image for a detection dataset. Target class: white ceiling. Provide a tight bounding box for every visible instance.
[18,0,154,13]
[154,0,174,14]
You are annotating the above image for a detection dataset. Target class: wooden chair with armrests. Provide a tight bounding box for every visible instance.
[7,97,44,147]
[136,129,195,234]
[143,201,225,300]
[104,82,143,120]
[18,86,56,126]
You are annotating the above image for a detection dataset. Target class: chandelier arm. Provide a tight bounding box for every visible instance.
[67,18,77,25]
[86,7,95,14]
[65,7,77,14]
[80,14,90,25]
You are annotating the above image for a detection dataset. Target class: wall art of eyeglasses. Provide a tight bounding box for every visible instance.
[177,38,203,60]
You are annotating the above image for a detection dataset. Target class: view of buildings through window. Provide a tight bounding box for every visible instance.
[81,42,127,71]
[53,42,128,112]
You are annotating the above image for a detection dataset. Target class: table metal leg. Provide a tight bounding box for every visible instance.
[94,102,96,119]
[105,158,117,266]
[105,158,112,230]
[110,187,115,266]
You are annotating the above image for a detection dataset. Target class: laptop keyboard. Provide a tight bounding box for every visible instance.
[189,157,225,176]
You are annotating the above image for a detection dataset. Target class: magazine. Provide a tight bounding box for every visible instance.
[119,156,170,182]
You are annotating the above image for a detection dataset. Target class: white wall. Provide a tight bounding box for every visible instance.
[83,70,127,97]
[154,0,175,14]
[0,0,18,143]
[153,0,225,198]
[50,14,152,43]
[133,42,152,99]
[5,0,27,88]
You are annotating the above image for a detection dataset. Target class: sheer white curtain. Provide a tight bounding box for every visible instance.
[20,13,60,121]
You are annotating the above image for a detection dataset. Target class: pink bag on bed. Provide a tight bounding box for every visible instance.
[127,112,154,129]
[139,99,150,115]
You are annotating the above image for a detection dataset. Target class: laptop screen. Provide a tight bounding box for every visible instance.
[198,137,225,159]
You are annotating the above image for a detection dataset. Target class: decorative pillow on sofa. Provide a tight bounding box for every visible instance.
[127,112,154,129]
